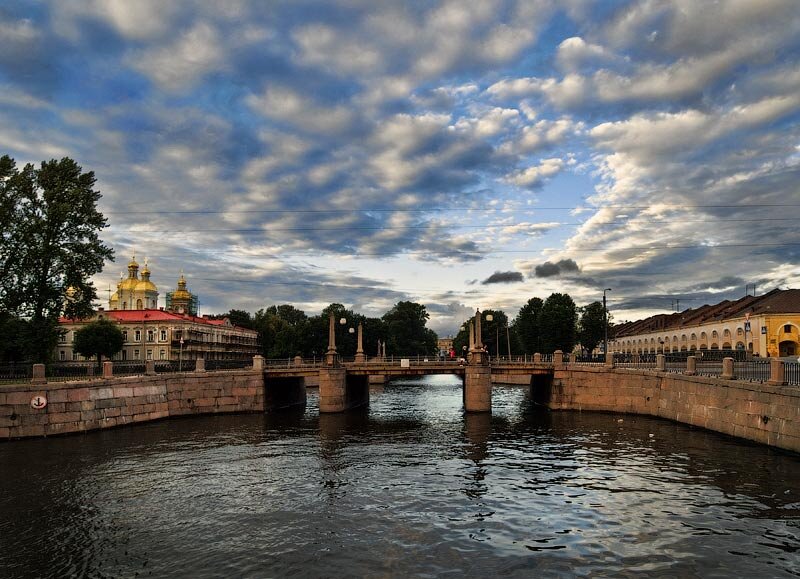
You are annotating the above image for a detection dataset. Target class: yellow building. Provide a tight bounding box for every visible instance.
[611,288,800,357]
[109,254,158,310]
[58,254,259,362]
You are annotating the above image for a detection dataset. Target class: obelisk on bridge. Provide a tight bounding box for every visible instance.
[355,323,366,364]
[469,309,487,365]
[325,312,338,366]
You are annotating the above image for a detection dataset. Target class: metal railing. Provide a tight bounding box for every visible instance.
[4,355,800,387]
[573,354,605,365]
[0,364,32,385]
[695,360,723,377]
[784,362,800,386]
[733,359,772,383]
[206,359,253,371]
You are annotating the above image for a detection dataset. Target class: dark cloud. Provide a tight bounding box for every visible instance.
[533,259,581,278]
[482,271,524,284]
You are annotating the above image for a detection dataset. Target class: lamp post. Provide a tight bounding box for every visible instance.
[603,288,612,356]
[485,313,495,359]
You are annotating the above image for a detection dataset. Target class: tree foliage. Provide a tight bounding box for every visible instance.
[381,301,438,355]
[0,156,113,361]
[512,297,543,354]
[73,318,124,368]
[578,301,607,354]
[538,293,578,354]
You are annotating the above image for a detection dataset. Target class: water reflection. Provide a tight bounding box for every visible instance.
[0,376,798,578]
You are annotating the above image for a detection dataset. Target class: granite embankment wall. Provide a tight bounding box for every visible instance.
[0,371,263,440]
[550,366,800,453]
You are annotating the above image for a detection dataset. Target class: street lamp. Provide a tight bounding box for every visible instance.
[485,313,497,359]
[603,288,612,356]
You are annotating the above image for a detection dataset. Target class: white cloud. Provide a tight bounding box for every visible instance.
[128,22,224,91]
[246,86,356,135]
[556,36,615,71]
[506,157,564,187]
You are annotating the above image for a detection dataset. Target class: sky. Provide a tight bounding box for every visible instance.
[2,0,799,336]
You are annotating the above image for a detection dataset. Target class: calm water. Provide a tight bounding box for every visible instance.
[1,375,799,578]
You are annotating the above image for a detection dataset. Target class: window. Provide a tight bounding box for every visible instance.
[122,350,127,361]
[136,299,143,309]
[785,324,793,333]
[134,330,141,342]
[134,349,140,360]
[146,349,152,360]
[147,330,154,342]
[123,330,128,342]
[59,333,67,343]
[59,350,65,361]
[160,329,167,341]
[160,349,166,360]
[72,352,79,361]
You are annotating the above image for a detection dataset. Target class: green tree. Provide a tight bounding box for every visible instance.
[538,293,578,354]
[224,309,255,330]
[381,301,438,355]
[73,318,124,369]
[512,297,543,354]
[0,313,30,363]
[0,156,113,362]
[578,301,607,354]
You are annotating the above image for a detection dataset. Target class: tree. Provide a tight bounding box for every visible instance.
[0,313,30,363]
[538,293,578,354]
[224,309,254,330]
[513,297,543,354]
[381,301,438,355]
[578,301,607,354]
[0,156,113,362]
[73,318,124,369]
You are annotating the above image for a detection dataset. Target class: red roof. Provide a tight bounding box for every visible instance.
[60,309,256,333]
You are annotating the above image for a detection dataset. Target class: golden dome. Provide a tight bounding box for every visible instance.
[135,280,158,292]
[135,258,158,293]
[171,273,192,300]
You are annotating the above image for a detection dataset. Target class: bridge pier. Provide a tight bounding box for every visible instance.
[319,368,370,412]
[464,364,491,412]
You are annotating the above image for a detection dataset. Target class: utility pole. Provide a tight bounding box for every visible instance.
[603,288,611,355]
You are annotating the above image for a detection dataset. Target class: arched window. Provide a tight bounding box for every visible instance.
[737,328,744,336]
[712,330,718,339]
[136,299,143,309]
[690,333,697,341]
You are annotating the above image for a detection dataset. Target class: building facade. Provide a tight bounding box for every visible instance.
[59,255,259,362]
[610,289,800,358]
[58,310,259,363]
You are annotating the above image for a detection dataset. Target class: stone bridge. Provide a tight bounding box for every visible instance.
[264,358,554,413]
[265,309,553,413]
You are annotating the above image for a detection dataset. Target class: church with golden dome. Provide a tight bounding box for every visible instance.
[57,253,259,364]
[109,254,197,315]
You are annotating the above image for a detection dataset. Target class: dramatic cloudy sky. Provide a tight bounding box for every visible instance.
[3,0,799,335]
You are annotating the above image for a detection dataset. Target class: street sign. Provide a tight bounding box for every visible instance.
[30,395,47,409]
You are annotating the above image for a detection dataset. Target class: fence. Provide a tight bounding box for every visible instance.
[3,355,800,387]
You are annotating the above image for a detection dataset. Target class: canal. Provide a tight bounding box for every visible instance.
[1,375,799,577]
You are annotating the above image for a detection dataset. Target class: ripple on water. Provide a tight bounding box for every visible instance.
[1,377,799,578]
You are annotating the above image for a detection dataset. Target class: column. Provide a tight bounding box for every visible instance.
[325,312,338,367]
[685,356,696,376]
[721,357,735,379]
[768,358,786,386]
[354,323,366,364]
